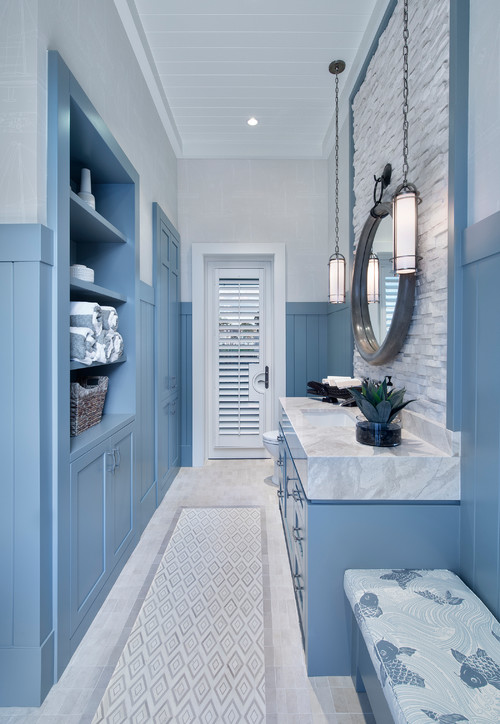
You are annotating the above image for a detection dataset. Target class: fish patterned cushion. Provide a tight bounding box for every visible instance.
[344,569,500,724]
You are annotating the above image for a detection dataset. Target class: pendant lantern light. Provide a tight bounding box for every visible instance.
[393,0,419,274]
[328,60,346,303]
[367,251,380,303]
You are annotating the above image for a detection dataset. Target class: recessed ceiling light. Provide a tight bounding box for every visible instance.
[247,117,258,126]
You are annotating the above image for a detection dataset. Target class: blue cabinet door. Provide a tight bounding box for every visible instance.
[107,426,134,569]
[70,424,135,638]
[70,440,107,635]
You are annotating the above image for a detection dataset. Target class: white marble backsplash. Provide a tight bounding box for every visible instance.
[402,409,461,457]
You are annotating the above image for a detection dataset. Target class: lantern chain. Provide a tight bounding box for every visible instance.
[335,70,340,254]
[402,0,409,188]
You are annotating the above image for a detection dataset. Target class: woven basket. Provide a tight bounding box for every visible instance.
[70,376,108,436]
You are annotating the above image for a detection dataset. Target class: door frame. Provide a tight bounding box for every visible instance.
[192,243,286,466]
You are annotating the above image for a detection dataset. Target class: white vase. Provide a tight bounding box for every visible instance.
[78,168,95,210]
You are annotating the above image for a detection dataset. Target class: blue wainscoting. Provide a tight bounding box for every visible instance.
[0,224,55,705]
[460,210,500,619]
[326,302,353,378]
[286,303,329,396]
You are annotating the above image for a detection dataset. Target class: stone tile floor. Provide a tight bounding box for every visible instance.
[1,460,374,723]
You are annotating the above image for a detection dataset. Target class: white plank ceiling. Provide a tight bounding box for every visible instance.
[118,0,389,158]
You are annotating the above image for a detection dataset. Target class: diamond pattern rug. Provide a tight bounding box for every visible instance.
[92,507,265,723]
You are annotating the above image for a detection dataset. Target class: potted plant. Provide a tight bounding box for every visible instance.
[350,378,415,447]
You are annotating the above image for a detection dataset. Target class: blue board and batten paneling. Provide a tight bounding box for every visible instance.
[460,210,500,618]
[286,303,328,396]
[0,224,55,705]
[327,303,354,378]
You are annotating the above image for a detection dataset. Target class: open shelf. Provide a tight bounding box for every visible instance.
[70,278,126,305]
[70,356,127,371]
[70,191,127,244]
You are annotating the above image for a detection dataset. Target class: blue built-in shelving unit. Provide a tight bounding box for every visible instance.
[0,50,179,708]
[48,51,140,691]
[0,51,142,707]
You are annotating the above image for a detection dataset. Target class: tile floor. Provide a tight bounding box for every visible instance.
[1,460,374,724]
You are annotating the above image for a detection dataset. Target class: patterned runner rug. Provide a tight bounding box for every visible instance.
[92,507,265,723]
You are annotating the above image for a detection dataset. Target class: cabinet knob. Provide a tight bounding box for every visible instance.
[277,490,284,499]
[277,434,284,442]
[293,526,303,542]
[277,458,283,467]
[292,490,301,502]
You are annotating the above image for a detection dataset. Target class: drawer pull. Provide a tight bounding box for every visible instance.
[277,459,283,467]
[293,526,303,542]
[292,490,301,502]
[277,490,284,499]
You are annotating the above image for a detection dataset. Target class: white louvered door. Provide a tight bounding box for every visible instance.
[207,262,272,458]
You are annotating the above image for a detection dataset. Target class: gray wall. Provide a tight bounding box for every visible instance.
[177,159,329,303]
[0,0,178,285]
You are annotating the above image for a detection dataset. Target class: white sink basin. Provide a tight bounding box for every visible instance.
[301,409,355,428]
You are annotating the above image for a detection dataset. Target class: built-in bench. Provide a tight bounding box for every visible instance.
[344,569,500,724]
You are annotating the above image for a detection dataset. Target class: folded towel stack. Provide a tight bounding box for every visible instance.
[70,301,102,336]
[323,376,363,389]
[70,302,123,365]
[70,327,96,366]
[101,305,119,332]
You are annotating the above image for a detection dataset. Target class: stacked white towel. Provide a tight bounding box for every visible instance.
[101,306,119,331]
[70,302,123,365]
[323,376,363,389]
[70,301,102,336]
[70,327,96,366]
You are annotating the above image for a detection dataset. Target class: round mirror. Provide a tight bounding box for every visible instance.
[351,203,416,365]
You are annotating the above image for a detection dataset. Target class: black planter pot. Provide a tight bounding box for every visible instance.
[355,417,401,447]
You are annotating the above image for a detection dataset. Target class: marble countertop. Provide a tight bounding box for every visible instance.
[280,397,460,502]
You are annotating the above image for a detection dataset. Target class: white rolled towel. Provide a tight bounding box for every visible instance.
[108,332,124,363]
[70,326,96,366]
[70,301,102,336]
[101,306,118,331]
[94,330,113,364]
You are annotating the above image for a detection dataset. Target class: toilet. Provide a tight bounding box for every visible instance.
[263,430,280,485]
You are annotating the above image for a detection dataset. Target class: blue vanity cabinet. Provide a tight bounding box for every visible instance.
[278,430,308,638]
[69,423,134,642]
[278,417,460,677]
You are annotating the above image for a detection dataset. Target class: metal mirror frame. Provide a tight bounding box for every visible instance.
[351,202,416,365]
